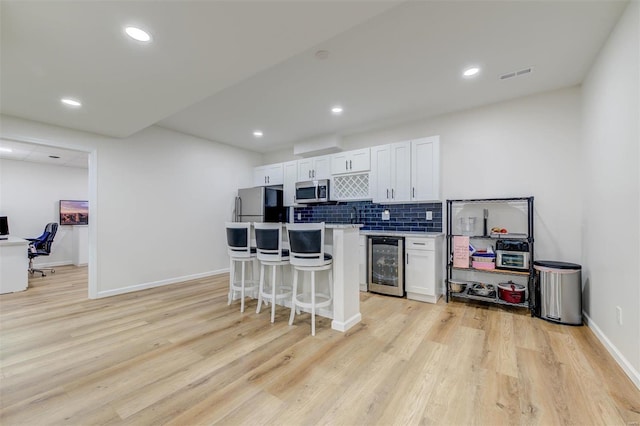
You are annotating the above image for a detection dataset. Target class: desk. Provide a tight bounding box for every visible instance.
[0,237,29,294]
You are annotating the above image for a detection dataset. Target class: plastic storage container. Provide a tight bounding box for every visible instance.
[534,260,582,325]
[458,217,477,235]
[471,251,496,270]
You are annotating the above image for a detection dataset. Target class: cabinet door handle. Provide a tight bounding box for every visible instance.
[346,160,348,170]
[406,253,409,264]
[308,170,311,178]
[349,160,352,170]
[386,189,389,199]
[267,176,270,183]
[413,187,415,198]
[264,176,267,184]
[413,242,426,245]
[312,170,315,178]
[392,188,394,199]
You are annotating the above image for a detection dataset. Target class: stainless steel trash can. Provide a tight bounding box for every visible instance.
[534,260,582,325]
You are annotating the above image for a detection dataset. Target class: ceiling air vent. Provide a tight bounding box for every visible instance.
[500,67,533,80]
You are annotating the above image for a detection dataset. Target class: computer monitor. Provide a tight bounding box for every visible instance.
[0,216,8,236]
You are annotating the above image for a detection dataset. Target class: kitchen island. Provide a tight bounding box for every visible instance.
[259,223,362,332]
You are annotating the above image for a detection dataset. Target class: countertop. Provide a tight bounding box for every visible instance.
[325,224,364,229]
[0,236,29,246]
[286,222,441,235]
[360,230,444,238]
[281,223,363,229]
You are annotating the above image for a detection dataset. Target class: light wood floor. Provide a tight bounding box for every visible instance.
[1,266,639,425]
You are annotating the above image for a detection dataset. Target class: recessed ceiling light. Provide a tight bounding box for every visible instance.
[61,98,82,107]
[253,130,263,137]
[125,26,151,42]
[331,106,343,114]
[315,50,329,60]
[0,147,12,153]
[463,67,480,77]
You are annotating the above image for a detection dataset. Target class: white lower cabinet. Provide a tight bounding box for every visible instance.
[405,236,443,303]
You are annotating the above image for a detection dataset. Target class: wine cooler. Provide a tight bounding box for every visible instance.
[367,236,405,297]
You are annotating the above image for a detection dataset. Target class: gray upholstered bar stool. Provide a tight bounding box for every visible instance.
[286,222,333,336]
[254,223,292,323]
[225,222,258,313]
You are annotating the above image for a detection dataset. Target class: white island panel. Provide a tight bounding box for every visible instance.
[327,225,362,332]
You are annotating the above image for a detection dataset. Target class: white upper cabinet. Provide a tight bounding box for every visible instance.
[297,155,330,181]
[331,148,370,175]
[371,141,411,202]
[392,142,411,201]
[283,160,298,206]
[370,144,391,202]
[370,136,440,203]
[253,163,284,187]
[411,136,440,201]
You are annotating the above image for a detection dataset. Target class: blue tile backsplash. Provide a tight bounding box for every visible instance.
[294,201,442,232]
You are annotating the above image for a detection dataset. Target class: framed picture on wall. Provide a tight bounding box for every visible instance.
[59,200,88,225]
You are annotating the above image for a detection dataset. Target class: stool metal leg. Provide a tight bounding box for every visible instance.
[240,261,246,313]
[271,264,277,323]
[289,268,298,326]
[256,263,265,314]
[228,259,234,305]
[311,271,316,336]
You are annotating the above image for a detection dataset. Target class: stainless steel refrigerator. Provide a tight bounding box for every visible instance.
[233,187,287,223]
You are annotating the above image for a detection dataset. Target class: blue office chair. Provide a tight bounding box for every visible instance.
[27,222,58,276]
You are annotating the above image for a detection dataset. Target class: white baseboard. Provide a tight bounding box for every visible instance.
[32,260,72,268]
[406,292,440,304]
[583,311,640,390]
[332,313,362,332]
[96,268,229,298]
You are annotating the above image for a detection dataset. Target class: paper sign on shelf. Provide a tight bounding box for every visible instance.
[453,236,470,268]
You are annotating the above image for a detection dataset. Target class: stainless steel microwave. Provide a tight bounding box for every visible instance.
[295,179,329,204]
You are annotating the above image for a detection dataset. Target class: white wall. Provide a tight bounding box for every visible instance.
[0,116,262,297]
[582,0,639,387]
[0,159,88,266]
[266,87,583,263]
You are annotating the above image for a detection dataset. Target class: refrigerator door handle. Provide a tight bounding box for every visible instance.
[233,198,236,222]
[232,197,238,222]
[237,197,242,222]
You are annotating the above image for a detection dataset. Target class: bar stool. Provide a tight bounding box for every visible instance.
[286,222,333,336]
[254,223,292,323]
[225,222,258,313]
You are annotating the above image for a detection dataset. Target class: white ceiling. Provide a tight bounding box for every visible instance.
[0,139,88,169]
[0,0,628,156]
